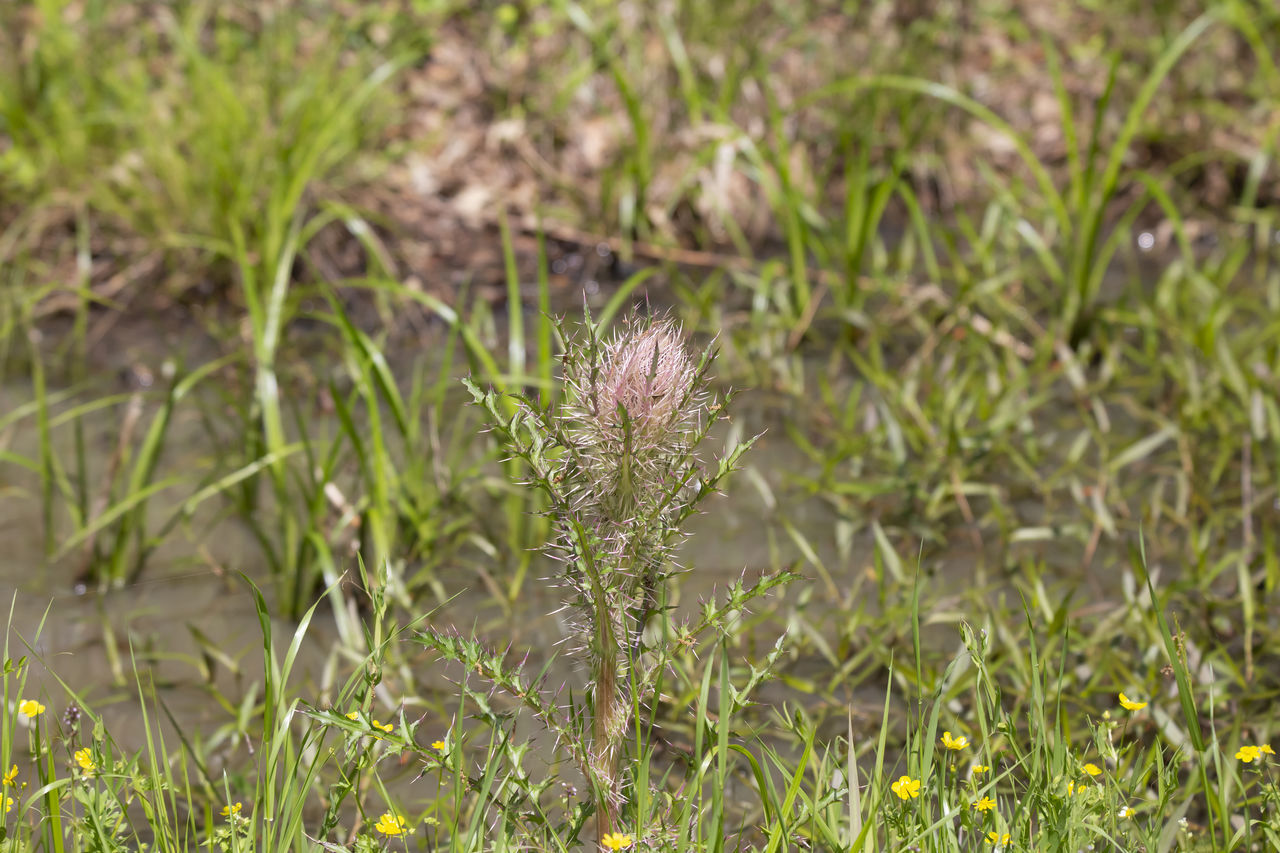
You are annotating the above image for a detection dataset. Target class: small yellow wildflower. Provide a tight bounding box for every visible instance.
[345,711,359,721]
[73,748,96,775]
[1261,744,1275,756]
[1236,746,1262,763]
[18,700,45,718]
[601,833,633,851]
[372,720,393,733]
[941,731,969,750]
[986,832,1011,845]
[221,802,243,817]
[1118,806,1131,818]
[2,765,16,786]
[971,764,990,775]
[374,812,412,837]
[1082,763,1102,777]
[3,796,11,814]
[431,740,447,752]
[1066,781,1076,796]
[890,775,921,800]
[1118,693,1147,711]
[973,796,996,812]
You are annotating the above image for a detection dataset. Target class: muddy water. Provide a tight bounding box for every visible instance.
[0,318,842,781]
[0,370,306,742]
[0,248,1197,807]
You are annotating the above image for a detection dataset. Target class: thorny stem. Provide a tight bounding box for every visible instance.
[594,617,621,841]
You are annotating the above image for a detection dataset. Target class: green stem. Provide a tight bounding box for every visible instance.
[593,612,621,845]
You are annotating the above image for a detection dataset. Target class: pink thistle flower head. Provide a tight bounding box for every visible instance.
[590,319,697,447]
[559,314,707,545]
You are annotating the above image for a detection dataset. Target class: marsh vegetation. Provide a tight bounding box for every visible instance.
[2,1,1280,850]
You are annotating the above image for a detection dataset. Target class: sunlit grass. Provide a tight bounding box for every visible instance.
[2,0,1279,850]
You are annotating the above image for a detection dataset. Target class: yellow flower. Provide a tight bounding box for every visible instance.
[941,731,969,750]
[971,764,990,775]
[431,740,447,752]
[1118,693,1147,711]
[2,765,16,786]
[345,711,359,721]
[1118,806,1131,818]
[374,812,412,837]
[221,802,243,817]
[986,832,1011,845]
[1082,763,1102,777]
[73,748,96,774]
[1236,746,1262,763]
[890,775,921,800]
[18,700,45,718]
[372,720,393,734]
[972,796,996,812]
[601,833,633,851]
[1261,744,1275,756]
[1066,781,1076,796]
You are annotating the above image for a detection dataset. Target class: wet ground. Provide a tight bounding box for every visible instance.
[0,292,835,757]
[1,227,1265,821]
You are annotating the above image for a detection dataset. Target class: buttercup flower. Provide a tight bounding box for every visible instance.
[374,812,411,837]
[1066,781,1077,796]
[971,764,990,775]
[1118,693,1147,711]
[3,796,11,814]
[221,802,242,817]
[601,833,633,850]
[372,720,393,734]
[1118,806,1131,818]
[73,748,96,774]
[973,796,996,812]
[941,731,969,750]
[891,775,921,800]
[1082,763,1102,777]
[2,765,15,786]
[18,700,44,718]
[345,711,359,721]
[1237,746,1262,763]
[986,832,1011,845]
[1261,744,1275,756]
[431,740,447,752]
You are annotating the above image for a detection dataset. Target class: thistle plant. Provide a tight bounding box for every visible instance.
[555,317,707,833]
[424,310,789,848]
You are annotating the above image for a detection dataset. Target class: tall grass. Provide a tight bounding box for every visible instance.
[4,540,1278,850]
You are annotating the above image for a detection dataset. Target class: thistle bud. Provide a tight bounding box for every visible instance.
[565,317,700,523]
[592,320,696,448]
